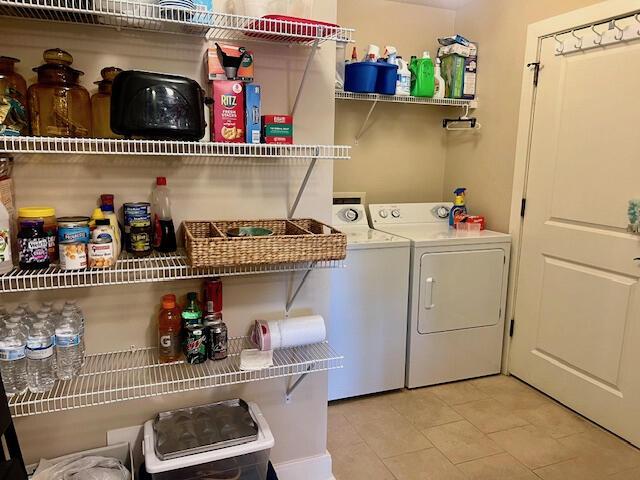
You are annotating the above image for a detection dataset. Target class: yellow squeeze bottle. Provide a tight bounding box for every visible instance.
[90,207,105,230]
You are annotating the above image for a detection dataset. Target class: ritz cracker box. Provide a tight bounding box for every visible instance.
[212,80,245,143]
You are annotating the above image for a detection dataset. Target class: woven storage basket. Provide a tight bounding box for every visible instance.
[184,218,347,268]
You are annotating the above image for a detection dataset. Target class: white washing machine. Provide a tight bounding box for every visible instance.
[370,203,511,389]
[328,204,410,400]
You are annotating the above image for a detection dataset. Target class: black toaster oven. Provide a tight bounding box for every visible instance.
[111,70,207,141]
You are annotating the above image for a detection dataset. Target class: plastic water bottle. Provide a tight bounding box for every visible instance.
[17,303,36,332]
[26,321,55,393]
[0,317,27,396]
[43,302,62,330]
[64,301,85,364]
[55,311,83,380]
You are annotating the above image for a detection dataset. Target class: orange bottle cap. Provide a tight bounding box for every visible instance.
[162,294,176,309]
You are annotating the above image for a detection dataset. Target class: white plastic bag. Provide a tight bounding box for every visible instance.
[32,455,131,480]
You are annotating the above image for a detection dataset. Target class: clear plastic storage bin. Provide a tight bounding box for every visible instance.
[143,402,275,480]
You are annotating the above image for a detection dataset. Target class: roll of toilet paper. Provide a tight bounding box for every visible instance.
[253,315,326,351]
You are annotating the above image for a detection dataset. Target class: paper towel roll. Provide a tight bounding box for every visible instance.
[254,315,326,351]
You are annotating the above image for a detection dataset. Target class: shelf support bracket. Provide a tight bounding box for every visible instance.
[285,365,313,403]
[291,35,322,117]
[355,99,379,144]
[288,156,318,219]
[285,263,316,314]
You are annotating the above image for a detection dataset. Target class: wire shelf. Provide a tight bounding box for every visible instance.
[335,90,476,107]
[207,13,354,45]
[8,337,343,417]
[0,250,345,293]
[0,137,351,160]
[0,0,355,44]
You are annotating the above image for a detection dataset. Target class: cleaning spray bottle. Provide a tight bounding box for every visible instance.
[396,57,411,96]
[384,46,398,65]
[433,57,446,99]
[449,188,467,227]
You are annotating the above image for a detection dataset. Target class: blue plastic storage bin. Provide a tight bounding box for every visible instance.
[344,62,379,93]
[344,62,399,95]
[374,62,399,95]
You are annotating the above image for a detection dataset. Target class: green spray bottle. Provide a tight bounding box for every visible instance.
[449,188,467,227]
[409,51,435,97]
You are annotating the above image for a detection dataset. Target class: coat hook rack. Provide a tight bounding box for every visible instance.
[555,11,640,56]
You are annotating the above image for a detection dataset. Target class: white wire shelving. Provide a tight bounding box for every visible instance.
[0,0,355,44]
[335,90,476,107]
[336,90,478,143]
[8,337,343,417]
[0,137,351,160]
[0,250,345,293]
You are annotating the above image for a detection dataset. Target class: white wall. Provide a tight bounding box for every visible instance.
[2,0,337,466]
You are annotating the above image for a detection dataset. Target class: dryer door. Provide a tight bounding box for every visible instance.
[418,249,505,334]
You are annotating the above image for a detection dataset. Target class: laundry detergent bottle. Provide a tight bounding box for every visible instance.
[410,51,435,97]
[449,187,467,227]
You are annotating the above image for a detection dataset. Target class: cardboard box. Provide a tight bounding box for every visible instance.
[245,84,261,144]
[462,42,478,100]
[212,80,245,143]
[262,114,292,125]
[262,136,293,145]
[263,124,293,136]
[205,44,254,81]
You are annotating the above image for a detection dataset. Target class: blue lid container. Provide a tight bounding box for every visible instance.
[374,62,399,95]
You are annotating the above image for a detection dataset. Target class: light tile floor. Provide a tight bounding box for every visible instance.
[328,375,640,480]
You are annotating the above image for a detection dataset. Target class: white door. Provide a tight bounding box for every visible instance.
[510,17,640,446]
[418,250,505,334]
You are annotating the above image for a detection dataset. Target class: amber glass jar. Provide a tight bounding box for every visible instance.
[0,56,29,136]
[91,66,122,138]
[28,49,91,137]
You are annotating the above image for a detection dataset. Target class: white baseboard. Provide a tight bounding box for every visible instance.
[274,451,334,480]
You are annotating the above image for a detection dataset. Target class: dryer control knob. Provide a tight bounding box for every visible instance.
[344,208,359,222]
[379,210,389,219]
[391,209,401,218]
[436,206,450,219]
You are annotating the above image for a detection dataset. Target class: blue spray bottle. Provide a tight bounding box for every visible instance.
[449,188,467,227]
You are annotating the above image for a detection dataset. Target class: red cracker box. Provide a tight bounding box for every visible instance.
[212,80,245,143]
[263,136,293,145]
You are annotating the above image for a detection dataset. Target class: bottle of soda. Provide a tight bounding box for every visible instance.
[181,292,202,328]
[158,294,182,363]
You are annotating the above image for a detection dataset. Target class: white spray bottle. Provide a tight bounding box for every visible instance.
[396,57,411,96]
[434,57,446,99]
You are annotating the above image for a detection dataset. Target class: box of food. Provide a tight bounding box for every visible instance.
[262,136,293,145]
[262,114,292,125]
[245,84,261,144]
[261,114,293,144]
[212,81,245,143]
[205,44,254,81]
[263,124,293,136]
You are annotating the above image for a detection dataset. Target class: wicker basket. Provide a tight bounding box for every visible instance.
[184,218,347,268]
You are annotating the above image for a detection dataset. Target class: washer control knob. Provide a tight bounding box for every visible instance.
[379,210,389,219]
[344,208,359,222]
[391,209,401,218]
[436,206,450,219]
